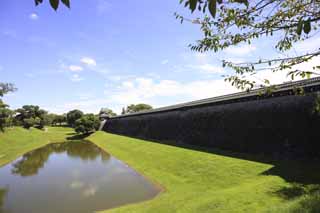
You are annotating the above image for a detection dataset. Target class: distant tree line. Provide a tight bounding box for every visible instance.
[0,82,153,135]
[121,104,153,115]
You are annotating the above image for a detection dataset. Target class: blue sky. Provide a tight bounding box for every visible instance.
[1,0,319,114]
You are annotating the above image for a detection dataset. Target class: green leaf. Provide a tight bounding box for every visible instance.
[234,0,249,6]
[303,19,311,34]
[189,0,197,12]
[306,72,311,79]
[297,19,303,35]
[209,0,217,17]
[61,0,70,8]
[50,0,59,10]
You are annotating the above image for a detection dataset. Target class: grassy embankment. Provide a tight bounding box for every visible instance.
[0,127,73,166]
[1,127,320,212]
[88,132,320,213]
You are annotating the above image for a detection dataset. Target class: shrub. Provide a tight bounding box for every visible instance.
[74,114,100,134]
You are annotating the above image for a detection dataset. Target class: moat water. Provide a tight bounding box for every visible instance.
[0,141,160,213]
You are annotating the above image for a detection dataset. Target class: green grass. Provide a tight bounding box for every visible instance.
[1,127,320,212]
[0,127,73,166]
[87,131,320,213]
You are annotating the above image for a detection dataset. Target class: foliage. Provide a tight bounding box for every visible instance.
[99,108,117,117]
[66,109,83,127]
[52,114,66,126]
[0,83,16,97]
[0,188,7,212]
[176,0,320,90]
[121,107,126,115]
[0,83,16,131]
[74,114,100,134]
[34,0,70,11]
[122,104,153,114]
[14,105,48,129]
[22,118,36,129]
[0,100,12,131]
[11,141,104,176]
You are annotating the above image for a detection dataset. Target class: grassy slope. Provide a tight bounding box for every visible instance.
[0,127,73,166]
[88,131,320,213]
[1,127,319,212]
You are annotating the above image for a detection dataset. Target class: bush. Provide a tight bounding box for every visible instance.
[74,114,100,134]
[66,110,83,127]
[23,118,36,129]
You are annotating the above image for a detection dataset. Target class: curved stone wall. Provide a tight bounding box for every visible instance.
[103,93,320,157]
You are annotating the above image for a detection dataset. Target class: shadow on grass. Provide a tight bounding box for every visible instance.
[291,193,320,213]
[101,132,320,212]
[66,133,92,140]
[106,133,320,185]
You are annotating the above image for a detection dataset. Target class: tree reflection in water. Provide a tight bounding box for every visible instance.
[0,188,7,213]
[11,141,110,177]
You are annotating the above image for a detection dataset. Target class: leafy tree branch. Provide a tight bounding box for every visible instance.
[177,0,320,90]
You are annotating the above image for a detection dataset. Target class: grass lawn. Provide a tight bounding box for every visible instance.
[0,127,73,166]
[1,127,320,212]
[88,131,320,213]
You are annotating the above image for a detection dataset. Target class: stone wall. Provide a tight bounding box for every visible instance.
[103,93,320,157]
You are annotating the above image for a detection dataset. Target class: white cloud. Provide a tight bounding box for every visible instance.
[161,59,169,65]
[70,74,84,82]
[29,13,39,20]
[187,64,225,74]
[48,55,320,114]
[81,57,97,66]
[105,77,239,109]
[45,77,240,114]
[224,44,256,56]
[242,56,320,87]
[69,65,83,72]
[294,36,320,53]
[291,56,320,73]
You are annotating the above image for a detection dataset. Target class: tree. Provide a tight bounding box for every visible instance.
[66,110,84,127]
[34,0,70,11]
[177,0,320,90]
[74,114,100,134]
[123,104,153,114]
[52,114,66,126]
[14,105,48,129]
[99,108,117,117]
[42,113,57,126]
[121,107,126,115]
[0,101,11,131]
[22,118,36,129]
[0,83,16,97]
[0,83,16,131]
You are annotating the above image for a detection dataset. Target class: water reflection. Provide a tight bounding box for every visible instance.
[11,141,109,177]
[0,141,160,213]
[0,188,7,213]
